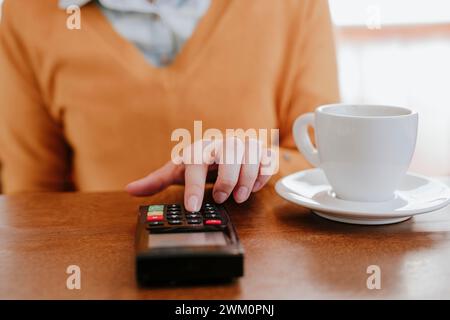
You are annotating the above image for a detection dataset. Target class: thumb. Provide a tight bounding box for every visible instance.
[126,161,183,196]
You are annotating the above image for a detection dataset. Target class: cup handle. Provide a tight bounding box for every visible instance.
[293,113,320,167]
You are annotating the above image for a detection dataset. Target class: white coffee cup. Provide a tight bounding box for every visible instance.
[293,104,418,202]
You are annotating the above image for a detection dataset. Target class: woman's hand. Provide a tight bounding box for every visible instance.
[126,137,276,212]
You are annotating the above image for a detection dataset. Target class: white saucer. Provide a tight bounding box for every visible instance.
[275,168,450,225]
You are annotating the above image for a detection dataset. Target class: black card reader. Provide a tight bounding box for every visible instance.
[135,202,244,285]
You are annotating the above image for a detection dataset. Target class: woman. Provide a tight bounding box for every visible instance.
[0,0,339,211]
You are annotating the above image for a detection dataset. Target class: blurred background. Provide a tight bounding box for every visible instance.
[330,0,450,177]
[0,0,448,178]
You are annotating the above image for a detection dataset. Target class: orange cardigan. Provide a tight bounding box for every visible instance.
[0,0,339,193]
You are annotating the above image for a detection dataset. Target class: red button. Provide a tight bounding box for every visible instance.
[205,219,222,225]
[147,215,163,222]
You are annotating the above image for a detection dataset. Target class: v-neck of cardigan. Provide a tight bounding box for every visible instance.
[84,0,229,83]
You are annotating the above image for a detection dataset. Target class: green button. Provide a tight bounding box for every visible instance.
[147,205,165,212]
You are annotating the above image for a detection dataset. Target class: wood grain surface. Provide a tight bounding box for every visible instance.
[0,184,450,299]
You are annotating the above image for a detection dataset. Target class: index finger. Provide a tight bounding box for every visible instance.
[184,163,208,212]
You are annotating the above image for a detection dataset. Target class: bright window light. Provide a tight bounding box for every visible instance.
[329,0,450,26]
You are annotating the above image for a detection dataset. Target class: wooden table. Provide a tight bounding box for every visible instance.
[1,182,450,299]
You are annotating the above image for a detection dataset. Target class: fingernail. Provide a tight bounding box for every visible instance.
[236,186,249,203]
[252,181,261,192]
[187,195,199,211]
[214,191,228,203]
[125,182,137,193]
